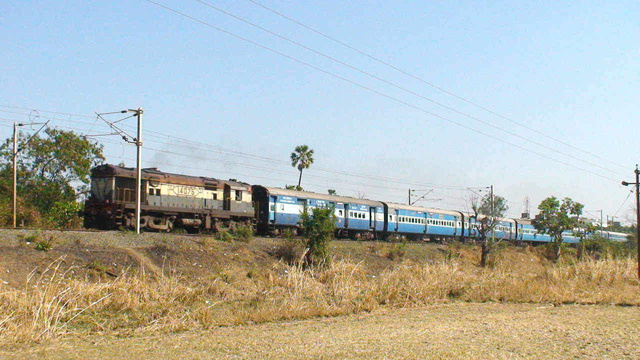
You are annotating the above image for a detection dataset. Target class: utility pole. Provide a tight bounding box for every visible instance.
[621,164,640,279]
[129,108,143,234]
[408,189,411,205]
[599,209,603,236]
[11,119,49,228]
[490,185,494,243]
[635,164,640,279]
[12,123,17,228]
[96,108,144,234]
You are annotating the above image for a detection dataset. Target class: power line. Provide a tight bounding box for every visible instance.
[35,120,465,199]
[244,0,629,171]
[140,0,620,183]
[613,190,634,218]
[0,106,471,190]
[194,0,624,177]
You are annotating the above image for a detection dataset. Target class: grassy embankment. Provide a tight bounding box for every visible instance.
[0,230,637,348]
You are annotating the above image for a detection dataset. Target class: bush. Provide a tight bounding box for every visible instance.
[272,237,305,264]
[581,236,633,259]
[47,201,83,229]
[215,229,234,242]
[385,241,407,260]
[34,235,55,251]
[233,224,254,242]
[300,206,336,267]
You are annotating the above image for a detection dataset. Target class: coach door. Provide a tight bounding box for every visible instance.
[344,204,349,228]
[394,209,400,232]
[223,184,231,211]
[369,207,375,230]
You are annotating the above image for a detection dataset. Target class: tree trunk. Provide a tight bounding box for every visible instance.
[553,241,562,262]
[297,169,303,187]
[480,241,489,267]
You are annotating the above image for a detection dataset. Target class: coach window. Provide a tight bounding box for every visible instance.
[236,190,242,201]
[213,193,218,200]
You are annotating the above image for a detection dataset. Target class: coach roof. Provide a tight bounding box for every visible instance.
[258,186,384,207]
[385,202,462,217]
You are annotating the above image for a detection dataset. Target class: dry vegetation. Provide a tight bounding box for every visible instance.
[0,231,638,350]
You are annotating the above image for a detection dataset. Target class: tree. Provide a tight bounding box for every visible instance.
[327,189,337,195]
[469,191,508,267]
[300,205,336,267]
[0,128,104,226]
[533,196,584,261]
[285,185,303,191]
[290,145,314,188]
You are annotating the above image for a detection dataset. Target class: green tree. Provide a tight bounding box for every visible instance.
[290,145,314,188]
[0,128,104,226]
[300,205,336,267]
[533,196,584,260]
[469,192,508,267]
[327,189,337,195]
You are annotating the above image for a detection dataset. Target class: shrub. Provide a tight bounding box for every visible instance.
[281,228,296,239]
[215,229,234,242]
[582,236,633,259]
[233,224,254,242]
[300,206,336,267]
[47,201,83,229]
[385,241,407,260]
[35,235,55,251]
[272,237,305,264]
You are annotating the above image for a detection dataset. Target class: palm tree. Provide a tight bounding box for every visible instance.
[290,145,314,188]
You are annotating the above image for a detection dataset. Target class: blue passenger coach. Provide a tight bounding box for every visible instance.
[252,186,384,236]
[383,203,463,240]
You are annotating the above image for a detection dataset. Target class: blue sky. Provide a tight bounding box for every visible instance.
[1,0,639,223]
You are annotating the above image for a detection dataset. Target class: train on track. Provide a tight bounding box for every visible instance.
[84,164,629,243]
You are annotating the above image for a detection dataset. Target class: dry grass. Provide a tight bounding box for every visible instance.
[12,303,639,359]
[1,248,638,348]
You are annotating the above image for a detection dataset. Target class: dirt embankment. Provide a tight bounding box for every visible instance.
[0,229,454,287]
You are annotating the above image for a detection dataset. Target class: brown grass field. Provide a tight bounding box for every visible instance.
[0,229,638,358]
[5,303,640,359]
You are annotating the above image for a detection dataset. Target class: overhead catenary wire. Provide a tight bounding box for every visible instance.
[613,190,634,218]
[193,0,624,177]
[139,0,620,184]
[0,106,472,191]
[0,119,587,215]
[28,119,465,203]
[244,0,629,171]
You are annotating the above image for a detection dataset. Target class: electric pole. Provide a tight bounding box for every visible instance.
[11,119,49,228]
[96,108,144,234]
[133,108,143,234]
[599,209,603,236]
[621,164,640,279]
[490,185,494,243]
[12,123,17,228]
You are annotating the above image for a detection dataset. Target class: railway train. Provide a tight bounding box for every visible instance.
[84,164,630,243]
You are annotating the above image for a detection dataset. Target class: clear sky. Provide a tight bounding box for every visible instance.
[1,0,638,223]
